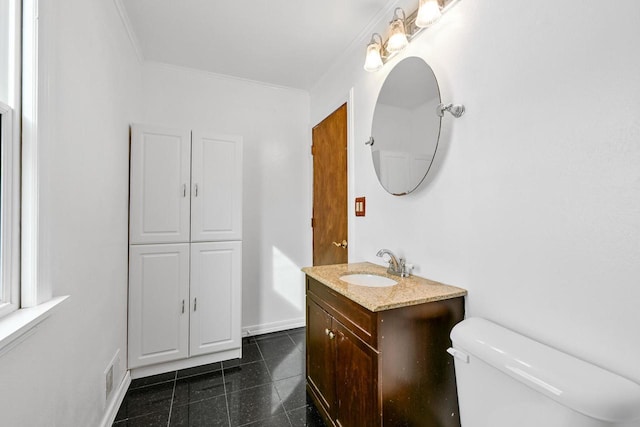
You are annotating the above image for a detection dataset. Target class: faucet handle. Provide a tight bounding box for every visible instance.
[398,258,406,276]
[399,258,413,277]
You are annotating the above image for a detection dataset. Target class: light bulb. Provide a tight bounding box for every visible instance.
[364,41,383,72]
[416,0,442,28]
[387,18,408,52]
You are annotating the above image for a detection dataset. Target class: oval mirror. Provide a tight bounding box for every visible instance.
[370,57,441,195]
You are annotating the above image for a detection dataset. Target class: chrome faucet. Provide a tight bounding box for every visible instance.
[376,249,410,277]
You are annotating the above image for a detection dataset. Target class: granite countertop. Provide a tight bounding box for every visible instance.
[302,262,467,312]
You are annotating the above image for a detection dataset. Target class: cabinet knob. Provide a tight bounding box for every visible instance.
[325,328,335,339]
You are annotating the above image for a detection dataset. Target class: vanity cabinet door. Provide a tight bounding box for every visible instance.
[334,320,380,427]
[306,298,337,418]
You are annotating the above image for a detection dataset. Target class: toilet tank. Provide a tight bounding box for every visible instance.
[449,318,640,427]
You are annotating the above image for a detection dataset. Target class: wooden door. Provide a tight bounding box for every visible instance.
[128,243,190,368]
[306,298,337,418]
[191,132,243,242]
[129,124,191,244]
[334,319,379,427]
[189,241,242,356]
[312,103,348,266]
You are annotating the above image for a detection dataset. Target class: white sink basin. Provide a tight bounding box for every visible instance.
[339,273,397,287]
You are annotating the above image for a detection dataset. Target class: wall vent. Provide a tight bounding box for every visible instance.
[104,349,121,402]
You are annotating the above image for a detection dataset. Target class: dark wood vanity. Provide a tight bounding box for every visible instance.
[304,264,466,427]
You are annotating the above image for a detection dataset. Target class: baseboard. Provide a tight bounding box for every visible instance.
[242,317,305,337]
[130,348,241,379]
[99,370,131,427]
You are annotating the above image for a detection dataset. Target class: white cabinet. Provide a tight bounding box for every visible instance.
[191,131,243,242]
[128,244,190,369]
[129,125,191,244]
[189,241,242,357]
[130,126,242,243]
[128,242,242,369]
[128,124,242,373]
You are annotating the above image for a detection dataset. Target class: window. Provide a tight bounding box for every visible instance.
[0,0,67,349]
[0,102,19,317]
[0,0,20,318]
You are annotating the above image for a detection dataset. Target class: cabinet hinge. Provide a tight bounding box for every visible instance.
[311,144,315,156]
[311,217,315,228]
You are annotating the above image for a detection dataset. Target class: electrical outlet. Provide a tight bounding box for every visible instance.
[355,197,366,216]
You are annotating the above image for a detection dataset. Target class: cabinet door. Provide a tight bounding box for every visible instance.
[130,125,191,244]
[306,298,337,417]
[191,132,242,242]
[128,244,190,368]
[334,320,380,427]
[189,241,242,356]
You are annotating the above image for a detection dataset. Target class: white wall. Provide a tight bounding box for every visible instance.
[0,0,141,425]
[311,0,640,385]
[140,63,312,334]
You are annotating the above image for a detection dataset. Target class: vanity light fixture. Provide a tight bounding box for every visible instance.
[416,0,442,27]
[363,34,384,72]
[386,8,409,53]
[364,0,460,72]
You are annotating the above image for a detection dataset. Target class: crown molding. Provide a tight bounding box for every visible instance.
[113,0,144,63]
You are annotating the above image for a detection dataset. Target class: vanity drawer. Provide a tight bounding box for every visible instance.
[306,276,378,348]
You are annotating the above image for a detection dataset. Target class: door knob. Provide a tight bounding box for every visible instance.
[332,240,348,249]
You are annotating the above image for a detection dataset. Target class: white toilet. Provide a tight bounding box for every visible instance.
[448,318,640,427]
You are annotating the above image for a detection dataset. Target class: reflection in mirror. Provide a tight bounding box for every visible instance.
[371,57,441,195]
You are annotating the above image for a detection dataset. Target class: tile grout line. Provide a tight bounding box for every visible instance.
[254,337,293,426]
[222,365,232,427]
[281,331,302,426]
[254,340,270,378]
[271,380,294,427]
[166,371,178,427]
[287,332,297,347]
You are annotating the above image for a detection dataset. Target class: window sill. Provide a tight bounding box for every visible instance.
[0,296,69,357]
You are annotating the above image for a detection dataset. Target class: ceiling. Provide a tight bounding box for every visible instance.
[118,0,414,90]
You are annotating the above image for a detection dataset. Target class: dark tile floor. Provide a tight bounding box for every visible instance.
[113,327,326,427]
